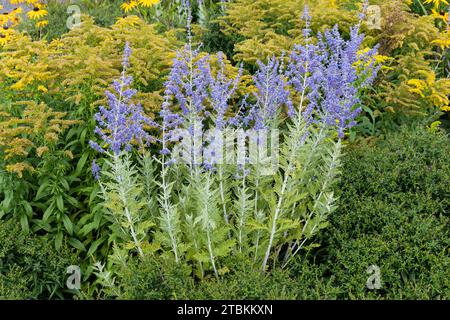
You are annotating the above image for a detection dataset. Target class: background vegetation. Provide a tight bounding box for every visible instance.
[0,0,448,300]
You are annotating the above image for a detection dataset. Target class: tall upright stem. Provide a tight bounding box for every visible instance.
[261,61,309,272]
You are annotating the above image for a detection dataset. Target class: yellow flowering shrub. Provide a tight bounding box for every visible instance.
[366,0,450,118]
[0,31,55,98]
[218,0,363,65]
[0,101,78,177]
[121,0,160,13]
[400,0,450,117]
[0,6,21,45]
[0,15,179,116]
[218,0,449,120]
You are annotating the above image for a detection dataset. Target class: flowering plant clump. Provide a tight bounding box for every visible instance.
[1,0,48,40]
[90,3,378,284]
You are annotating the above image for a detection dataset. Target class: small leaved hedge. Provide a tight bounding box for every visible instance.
[0,219,80,300]
[322,125,450,299]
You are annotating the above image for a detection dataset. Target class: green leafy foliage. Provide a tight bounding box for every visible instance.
[321,126,450,299]
[0,0,448,300]
[0,219,80,299]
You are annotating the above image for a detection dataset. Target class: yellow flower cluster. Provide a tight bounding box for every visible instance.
[407,71,450,113]
[356,48,393,71]
[423,0,449,9]
[0,101,79,177]
[218,0,364,65]
[431,17,450,50]
[0,0,48,46]
[121,0,160,13]
[0,15,179,116]
[0,6,21,45]
[413,0,450,50]
[415,0,450,115]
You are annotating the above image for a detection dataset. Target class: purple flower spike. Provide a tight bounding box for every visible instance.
[287,11,379,138]
[92,159,101,181]
[249,56,293,130]
[208,52,242,130]
[90,42,153,155]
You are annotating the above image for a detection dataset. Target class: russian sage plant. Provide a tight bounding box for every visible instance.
[90,43,154,259]
[90,4,379,282]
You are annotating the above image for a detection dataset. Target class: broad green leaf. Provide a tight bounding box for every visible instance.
[87,236,107,257]
[55,231,63,250]
[68,238,86,251]
[20,214,29,234]
[62,214,73,235]
[74,152,89,177]
[56,195,64,212]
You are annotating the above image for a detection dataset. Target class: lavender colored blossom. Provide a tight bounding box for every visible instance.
[228,94,250,128]
[159,43,210,164]
[92,159,101,181]
[287,6,379,138]
[359,0,370,22]
[160,22,240,169]
[248,56,293,130]
[302,5,312,39]
[207,52,242,130]
[90,42,153,156]
[315,24,379,137]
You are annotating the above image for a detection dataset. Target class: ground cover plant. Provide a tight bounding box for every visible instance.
[0,0,448,300]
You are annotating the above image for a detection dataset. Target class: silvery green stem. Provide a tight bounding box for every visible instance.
[261,62,309,272]
[218,166,229,225]
[253,147,261,259]
[113,154,143,258]
[282,139,342,268]
[201,172,219,278]
[160,153,180,263]
[237,163,248,253]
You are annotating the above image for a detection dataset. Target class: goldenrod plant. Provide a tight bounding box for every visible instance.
[0,101,78,178]
[0,100,78,243]
[342,0,450,136]
[218,0,363,66]
[0,15,177,113]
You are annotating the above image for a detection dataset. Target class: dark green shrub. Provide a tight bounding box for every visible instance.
[186,255,299,300]
[0,219,80,300]
[321,126,450,299]
[111,255,186,300]
[19,0,125,41]
[114,253,340,300]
